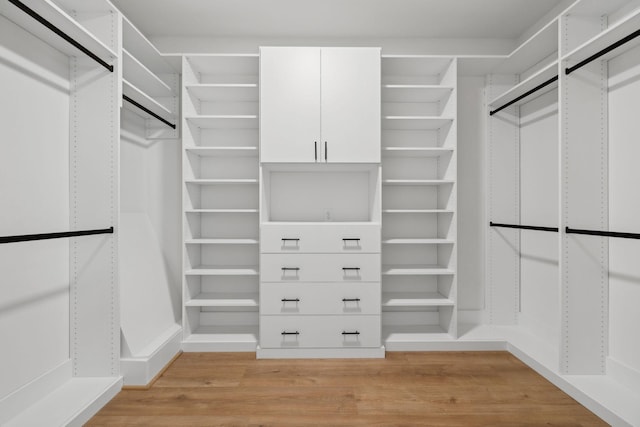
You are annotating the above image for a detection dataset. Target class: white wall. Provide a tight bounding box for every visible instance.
[119,110,181,357]
[0,16,71,398]
[608,44,640,375]
[519,89,560,344]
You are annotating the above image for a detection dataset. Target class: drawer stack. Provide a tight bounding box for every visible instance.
[258,223,383,357]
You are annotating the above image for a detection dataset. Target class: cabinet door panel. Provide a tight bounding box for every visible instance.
[321,48,381,163]
[260,47,320,163]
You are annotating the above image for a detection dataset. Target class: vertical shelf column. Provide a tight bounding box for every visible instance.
[380,56,458,349]
[181,54,260,351]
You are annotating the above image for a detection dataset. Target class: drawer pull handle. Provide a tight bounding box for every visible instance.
[281,298,300,302]
[342,331,360,335]
[281,331,300,336]
[342,238,361,242]
[281,238,300,242]
[342,267,360,271]
[342,298,361,302]
[282,267,300,271]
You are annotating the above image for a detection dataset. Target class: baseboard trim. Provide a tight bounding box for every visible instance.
[121,325,182,387]
[0,359,71,424]
[257,346,386,359]
[607,357,640,394]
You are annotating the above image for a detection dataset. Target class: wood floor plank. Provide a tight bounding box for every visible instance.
[87,352,607,426]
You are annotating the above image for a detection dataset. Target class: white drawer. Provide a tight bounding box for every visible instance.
[260,315,381,348]
[261,283,380,315]
[260,253,380,283]
[261,223,380,253]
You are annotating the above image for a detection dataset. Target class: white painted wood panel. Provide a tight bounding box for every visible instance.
[260,223,380,253]
[260,253,380,283]
[260,47,320,163]
[320,47,381,162]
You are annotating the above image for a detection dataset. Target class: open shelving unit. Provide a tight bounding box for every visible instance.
[121,16,179,138]
[380,55,458,349]
[182,54,260,351]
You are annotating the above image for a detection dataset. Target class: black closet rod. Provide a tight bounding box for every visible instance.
[0,227,114,244]
[8,0,113,72]
[566,227,640,240]
[489,75,558,116]
[123,95,176,129]
[490,222,559,232]
[566,27,640,75]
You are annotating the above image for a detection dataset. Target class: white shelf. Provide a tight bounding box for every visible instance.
[185,265,259,276]
[122,16,178,74]
[122,48,173,98]
[382,209,454,214]
[382,292,454,307]
[185,238,259,245]
[182,326,258,351]
[185,146,258,157]
[185,115,258,129]
[122,79,173,121]
[489,60,558,111]
[382,179,454,186]
[185,293,259,307]
[186,84,258,102]
[383,116,454,130]
[382,265,455,276]
[383,238,454,245]
[383,325,455,344]
[382,85,453,103]
[382,147,454,157]
[0,0,117,66]
[4,377,121,427]
[185,209,259,214]
[562,8,640,69]
[185,179,258,185]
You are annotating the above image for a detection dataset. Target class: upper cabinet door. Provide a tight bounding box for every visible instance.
[260,47,321,163]
[321,48,381,163]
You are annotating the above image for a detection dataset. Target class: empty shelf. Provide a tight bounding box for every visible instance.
[383,116,454,130]
[185,209,259,214]
[383,179,454,186]
[383,147,454,157]
[123,48,173,98]
[185,265,259,276]
[383,325,454,344]
[382,209,454,214]
[185,238,259,245]
[182,326,258,351]
[185,115,258,129]
[185,179,258,185]
[186,84,258,102]
[383,238,454,245]
[382,85,454,103]
[382,265,455,276]
[185,293,259,307]
[185,146,258,157]
[382,292,454,307]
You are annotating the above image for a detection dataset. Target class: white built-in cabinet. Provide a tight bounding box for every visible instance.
[258,47,383,358]
[260,47,380,163]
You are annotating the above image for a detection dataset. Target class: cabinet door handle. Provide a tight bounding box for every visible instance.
[342,238,361,242]
[281,238,300,242]
[281,298,300,302]
[282,267,300,271]
[324,141,327,161]
[315,141,317,161]
[342,298,361,302]
[281,331,300,336]
[342,267,360,271]
[342,331,360,335]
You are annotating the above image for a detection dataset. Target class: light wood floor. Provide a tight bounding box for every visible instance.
[88,351,607,426]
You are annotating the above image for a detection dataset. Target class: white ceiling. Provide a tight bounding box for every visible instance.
[111,0,564,40]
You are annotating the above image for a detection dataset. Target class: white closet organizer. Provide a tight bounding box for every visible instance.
[182,54,260,351]
[0,0,120,425]
[121,16,179,138]
[258,47,383,358]
[380,56,458,349]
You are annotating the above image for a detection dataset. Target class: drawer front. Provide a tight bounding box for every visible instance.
[261,283,380,315]
[260,315,381,348]
[260,253,380,283]
[261,224,380,253]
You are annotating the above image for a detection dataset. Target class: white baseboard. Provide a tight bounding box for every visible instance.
[0,359,71,424]
[257,346,386,359]
[121,324,182,386]
[607,357,640,395]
